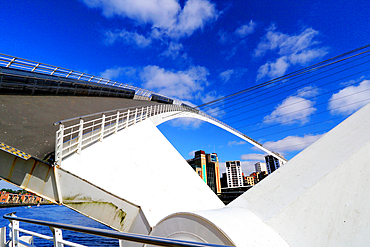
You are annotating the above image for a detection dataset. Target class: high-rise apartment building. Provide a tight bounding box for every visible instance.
[187,150,221,194]
[254,162,267,173]
[265,155,285,174]
[225,161,243,187]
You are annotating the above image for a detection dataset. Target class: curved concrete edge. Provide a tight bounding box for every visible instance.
[226,102,370,246]
[150,208,290,247]
[60,120,224,234]
[151,111,284,162]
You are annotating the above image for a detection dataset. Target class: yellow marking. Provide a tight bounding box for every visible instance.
[0,142,31,160]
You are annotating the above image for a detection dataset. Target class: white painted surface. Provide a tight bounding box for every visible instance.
[61,120,224,228]
[151,208,290,247]
[61,102,370,246]
[226,102,370,247]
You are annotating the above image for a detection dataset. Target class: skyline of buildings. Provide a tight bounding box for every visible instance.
[188,150,284,196]
[187,150,221,194]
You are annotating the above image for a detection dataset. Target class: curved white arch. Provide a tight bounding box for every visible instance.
[149,107,287,163]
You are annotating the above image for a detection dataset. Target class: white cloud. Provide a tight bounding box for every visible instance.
[104,29,152,48]
[167,0,218,38]
[263,134,324,153]
[169,117,203,129]
[217,29,229,44]
[200,90,220,103]
[228,140,246,147]
[296,85,320,98]
[219,69,234,83]
[83,0,180,28]
[235,20,256,38]
[254,25,328,80]
[100,66,137,80]
[140,65,209,100]
[241,161,258,175]
[240,153,265,161]
[257,56,289,80]
[161,42,184,58]
[328,79,370,115]
[264,96,316,125]
[199,91,226,118]
[188,150,197,158]
[84,0,218,41]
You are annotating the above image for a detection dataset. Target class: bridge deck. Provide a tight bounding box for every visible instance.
[0,94,159,160]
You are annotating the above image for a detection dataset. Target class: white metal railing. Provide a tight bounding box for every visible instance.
[0,53,176,102]
[2,213,232,247]
[54,104,199,166]
[54,103,286,167]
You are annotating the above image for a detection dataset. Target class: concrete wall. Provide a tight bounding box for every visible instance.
[226,102,370,247]
[60,119,224,234]
[151,103,370,247]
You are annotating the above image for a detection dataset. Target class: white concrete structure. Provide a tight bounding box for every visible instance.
[3,99,370,246]
[152,102,370,246]
[60,120,224,233]
[225,161,243,187]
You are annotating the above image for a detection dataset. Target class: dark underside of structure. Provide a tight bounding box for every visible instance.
[0,67,163,161]
[0,95,159,161]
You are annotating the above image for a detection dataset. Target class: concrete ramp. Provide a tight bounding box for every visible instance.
[226,102,370,247]
[151,103,370,247]
[60,119,224,235]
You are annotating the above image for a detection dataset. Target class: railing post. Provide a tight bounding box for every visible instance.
[141,107,144,122]
[51,228,64,247]
[10,217,19,247]
[134,108,138,124]
[146,106,149,120]
[55,124,64,166]
[150,106,152,117]
[100,114,105,142]
[115,111,120,133]
[126,109,130,128]
[77,118,83,154]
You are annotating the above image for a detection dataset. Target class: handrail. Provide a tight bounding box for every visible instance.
[54,103,286,167]
[3,213,233,247]
[0,53,173,101]
[54,104,197,165]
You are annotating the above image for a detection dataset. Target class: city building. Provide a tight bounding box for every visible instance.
[257,171,268,182]
[0,191,46,204]
[245,175,256,186]
[220,172,228,188]
[187,150,221,194]
[244,171,269,186]
[254,162,267,173]
[265,155,286,174]
[225,161,243,187]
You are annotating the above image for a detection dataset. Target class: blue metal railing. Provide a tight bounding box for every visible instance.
[0,53,176,102]
[3,213,233,247]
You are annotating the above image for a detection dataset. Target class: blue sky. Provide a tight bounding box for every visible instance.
[1,0,370,183]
